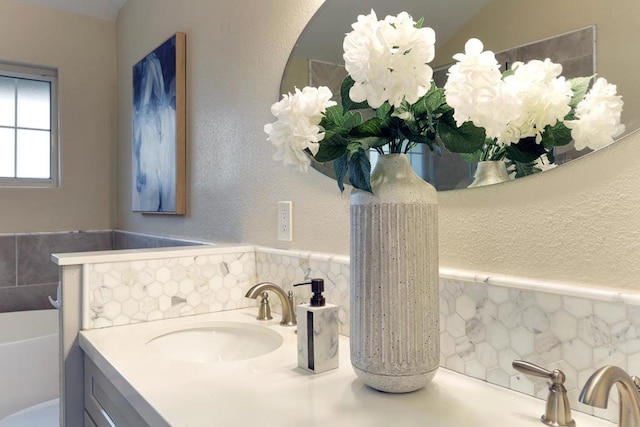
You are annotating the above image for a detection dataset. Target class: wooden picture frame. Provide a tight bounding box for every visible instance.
[132,32,186,214]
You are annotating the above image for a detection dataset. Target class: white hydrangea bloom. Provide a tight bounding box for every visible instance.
[565,78,625,151]
[264,86,336,172]
[343,10,436,108]
[446,41,577,149]
[444,38,516,141]
[499,59,573,145]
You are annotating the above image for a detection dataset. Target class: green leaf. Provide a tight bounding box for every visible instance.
[546,149,556,164]
[333,153,349,193]
[352,117,387,137]
[504,137,547,163]
[348,150,372,193]
[461,151,483,164]
[346,141,363,155]
[397,111,419,135]
[375,102,392,120]
[396,120,435,149]
[423,83,446,113]
[501,68,515,79]
[320,130,348,146]
[437,111,486,153]
[322,104,345,128]
[414,16,424,28]
[355,136,390,149]
[314,143,347,163]
[392,100,413,120]
[569,76,593,108]
[541,121,573,149]
[509,160,541,178]
[340,76,369,111]
[342,111,362,131]
[401,132,437,147]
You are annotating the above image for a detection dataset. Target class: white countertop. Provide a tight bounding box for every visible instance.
[80,308,615,427]
[52,244,254,266]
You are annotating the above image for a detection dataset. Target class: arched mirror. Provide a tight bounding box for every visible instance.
[281,0,640,191]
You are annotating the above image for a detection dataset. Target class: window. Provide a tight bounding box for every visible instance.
[0,62,57,186]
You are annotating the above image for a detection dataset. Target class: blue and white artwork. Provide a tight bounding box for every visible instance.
[132,33,185,214]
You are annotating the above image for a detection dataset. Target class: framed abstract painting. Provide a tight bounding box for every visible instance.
[132,32,186,214]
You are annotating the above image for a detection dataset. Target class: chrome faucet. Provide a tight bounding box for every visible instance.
[245,282,296,326]
[579,365,640,427]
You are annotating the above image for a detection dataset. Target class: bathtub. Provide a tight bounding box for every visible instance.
[0,309,59,421]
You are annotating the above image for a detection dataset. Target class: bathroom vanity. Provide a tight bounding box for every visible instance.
[55,244,639,426]
[79,307,614,427]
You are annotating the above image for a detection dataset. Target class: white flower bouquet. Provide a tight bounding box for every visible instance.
[265,11,625,190]
[444,38,625,176]
[265,10,483,193]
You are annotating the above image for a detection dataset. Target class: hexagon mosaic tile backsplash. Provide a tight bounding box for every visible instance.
[85,250,256,328]
[80,244,637,422]
[438,278,637,421]
[255,248,350,336]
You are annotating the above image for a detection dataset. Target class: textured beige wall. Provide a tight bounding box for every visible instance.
[115,0,347,248]
[116,0,640,290]
[0,1,116,232]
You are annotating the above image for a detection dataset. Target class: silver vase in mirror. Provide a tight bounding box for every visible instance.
[467,161,511,188]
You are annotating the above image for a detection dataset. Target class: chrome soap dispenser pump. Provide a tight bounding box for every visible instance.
[294,279,339,373]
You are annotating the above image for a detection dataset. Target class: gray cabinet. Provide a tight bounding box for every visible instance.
[84,355,150,427]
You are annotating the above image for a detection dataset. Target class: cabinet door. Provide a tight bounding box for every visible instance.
[84,355,150,427]
[84,411,98,427]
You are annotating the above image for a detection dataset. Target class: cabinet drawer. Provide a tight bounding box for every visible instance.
[84,410,97,427]
[84,355,150,427]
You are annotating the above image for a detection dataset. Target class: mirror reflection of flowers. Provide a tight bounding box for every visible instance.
[444,38,625,177]
[264,10,483,193]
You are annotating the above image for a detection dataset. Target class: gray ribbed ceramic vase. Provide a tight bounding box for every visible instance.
[350,154,439,393]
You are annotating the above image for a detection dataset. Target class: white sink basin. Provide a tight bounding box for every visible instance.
[146,321,283,363]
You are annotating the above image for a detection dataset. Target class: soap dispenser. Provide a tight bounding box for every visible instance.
[294,279,339,373]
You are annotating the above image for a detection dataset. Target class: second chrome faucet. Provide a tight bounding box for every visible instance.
[245,282,296,326]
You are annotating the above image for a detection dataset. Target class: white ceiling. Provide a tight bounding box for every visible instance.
[15,0,127,21]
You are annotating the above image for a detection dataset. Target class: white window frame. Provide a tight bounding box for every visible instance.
[0,61,58,187]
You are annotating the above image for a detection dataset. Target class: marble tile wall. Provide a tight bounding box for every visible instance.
[81,246,350,331]
[0,230,200,313]
[253,247,627,423]
[74,243,632,423]
[438,277,629,422]
[255,248,350,335]
[84,249,256,329]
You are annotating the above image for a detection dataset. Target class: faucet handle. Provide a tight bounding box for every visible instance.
[513,360,576,427]
[513,360,561,382]
[256,292,273,321]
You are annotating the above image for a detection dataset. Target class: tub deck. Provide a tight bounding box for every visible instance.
[0,309,59,420]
